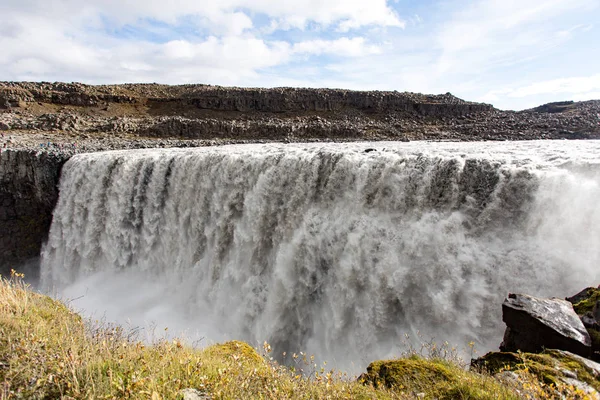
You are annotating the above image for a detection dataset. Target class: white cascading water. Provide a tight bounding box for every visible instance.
[41,140,600,371]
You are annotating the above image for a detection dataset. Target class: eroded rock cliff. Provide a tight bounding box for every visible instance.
[0,150,68,277]
[1,82,598,143]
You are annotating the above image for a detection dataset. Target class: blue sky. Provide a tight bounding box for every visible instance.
[0,0,599,110]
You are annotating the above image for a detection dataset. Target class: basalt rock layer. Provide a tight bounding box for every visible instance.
[1,82,599,145]
[0,82,490,114]
[0,150,69,277]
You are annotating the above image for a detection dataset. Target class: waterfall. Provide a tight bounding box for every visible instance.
[41,140,600,369]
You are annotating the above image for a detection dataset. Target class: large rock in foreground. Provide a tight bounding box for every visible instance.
[500,293,591,357]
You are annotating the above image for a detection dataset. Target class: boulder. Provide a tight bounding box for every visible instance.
[500,293,591,357]
[359,356,516,397]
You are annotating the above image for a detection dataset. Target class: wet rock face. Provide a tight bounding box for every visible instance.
[500,293,591,358]
[0,150,68,277]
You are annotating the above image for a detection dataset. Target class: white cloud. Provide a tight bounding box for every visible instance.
[508,74,600,97]
[0,0,396,84]
[572,92,600,102]
[480,73,600,101]
[292,38,382,57]
[0,12,384,84]
[197,11,254,36]
[479,74,600,110]
[239,0,404,31]
[0,0,402,33]
[435,0,596,74]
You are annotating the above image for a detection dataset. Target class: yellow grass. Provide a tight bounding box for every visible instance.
[0,271,578,399]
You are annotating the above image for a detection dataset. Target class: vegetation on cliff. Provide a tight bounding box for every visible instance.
[472,350,600,398]
[0,272,384,399]
[569,287,600,316]
[1,272,596,399]
[568,286,600,361]
[358,355,518,399]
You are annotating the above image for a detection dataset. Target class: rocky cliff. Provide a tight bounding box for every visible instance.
[0,150,68,278]
[1,82,599,145]
[0,82,490,114]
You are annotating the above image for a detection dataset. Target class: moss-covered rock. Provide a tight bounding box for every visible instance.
[567,286,600,360]
[360,355,457,390]
[472,349,600,395]
[359,355,521,399]
[568,287,600,316]
[202,340,265,366]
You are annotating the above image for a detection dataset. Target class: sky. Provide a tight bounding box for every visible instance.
[0,0,599,110]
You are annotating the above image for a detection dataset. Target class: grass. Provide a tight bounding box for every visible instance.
[0,271,588,399]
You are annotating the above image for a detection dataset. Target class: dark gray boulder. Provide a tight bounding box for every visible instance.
[500,293,591,358]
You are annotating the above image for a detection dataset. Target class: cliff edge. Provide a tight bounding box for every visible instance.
[1,82,599,147]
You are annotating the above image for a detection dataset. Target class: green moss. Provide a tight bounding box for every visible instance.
[570,287,600,315]
[475,352,560,386]
[360,355,519,399]
[545,350,600,391]
[472,352,523,374]
[566,287,600,361]
[362,356,456,390]
[475,350,600,392]
[4,276,594,400]
[203,340,265,366]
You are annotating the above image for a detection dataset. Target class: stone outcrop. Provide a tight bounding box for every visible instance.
[0,82,491,115]
[500,293,591,358]
[568,287,600,361]
[472,349,600,399]
[0,149,69,278]
[469,288,600,398]
[360,287,600,398]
